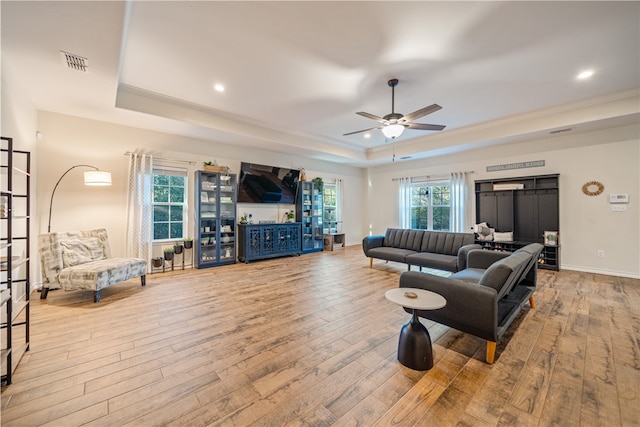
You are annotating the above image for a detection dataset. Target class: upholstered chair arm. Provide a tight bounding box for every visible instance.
[457,244,482,271]
[362,235,385,256]
[466,249,510,270]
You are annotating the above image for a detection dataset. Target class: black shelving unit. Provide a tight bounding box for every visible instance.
[475,174,560,270]
[1,136,30,385]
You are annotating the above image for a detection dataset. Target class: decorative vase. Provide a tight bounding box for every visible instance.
[152,257,163,268]
[222,234,230,244]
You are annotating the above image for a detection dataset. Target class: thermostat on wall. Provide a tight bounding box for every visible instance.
[609,194,629,203]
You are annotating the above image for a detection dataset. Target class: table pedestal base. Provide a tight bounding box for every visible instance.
[397,310,434,371]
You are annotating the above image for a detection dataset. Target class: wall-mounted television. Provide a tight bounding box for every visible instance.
[238,162,300,204]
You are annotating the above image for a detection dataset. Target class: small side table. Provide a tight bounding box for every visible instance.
[385,288,446,370]
[323,233,345,251]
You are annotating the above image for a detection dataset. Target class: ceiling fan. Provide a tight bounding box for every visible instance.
[344,78,446,140]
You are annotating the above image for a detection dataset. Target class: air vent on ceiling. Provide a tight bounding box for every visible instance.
[549,127,573,134]
[60,51,89,72]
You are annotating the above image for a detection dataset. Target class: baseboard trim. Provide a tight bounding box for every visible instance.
[560,264,640,279]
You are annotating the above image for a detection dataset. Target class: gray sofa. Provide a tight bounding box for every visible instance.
[398,243,544,363]
[363,228,480,272]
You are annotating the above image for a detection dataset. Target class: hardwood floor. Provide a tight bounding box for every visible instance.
[2,246,638,426]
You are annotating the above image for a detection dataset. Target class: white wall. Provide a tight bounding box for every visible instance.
[1,60,39,285]
[35,112,368,261]
[367,124,640,278]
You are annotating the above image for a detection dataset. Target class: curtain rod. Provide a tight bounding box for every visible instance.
[123,152,196,165]
[391,171,474,182]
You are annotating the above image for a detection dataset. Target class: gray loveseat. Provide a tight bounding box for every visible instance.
[363,228,480,272]
[398,243,543,363]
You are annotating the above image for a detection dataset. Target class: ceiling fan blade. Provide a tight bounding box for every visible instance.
[343,126,382,136]
[401,104,442,123]
[356,111,388,124]
[407,123,446,131]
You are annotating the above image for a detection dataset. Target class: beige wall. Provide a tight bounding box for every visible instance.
[367,124,640,278]
[35,111,368,263]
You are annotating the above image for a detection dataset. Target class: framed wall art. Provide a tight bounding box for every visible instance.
[544,231,558,246]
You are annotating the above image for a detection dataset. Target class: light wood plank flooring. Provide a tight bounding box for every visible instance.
[2,246,639,426]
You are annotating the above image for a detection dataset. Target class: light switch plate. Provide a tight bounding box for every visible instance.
[611,205,627,212]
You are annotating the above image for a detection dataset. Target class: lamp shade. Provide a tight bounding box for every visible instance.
[382,124,405,139]
[84,170,112,186]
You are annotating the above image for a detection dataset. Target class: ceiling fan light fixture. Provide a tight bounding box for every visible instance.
[382,124,405,139]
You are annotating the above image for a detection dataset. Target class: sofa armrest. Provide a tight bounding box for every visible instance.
[467,249,510,269]
[457,244,482,271]
[362,235,385,256]
[399,271,498,341]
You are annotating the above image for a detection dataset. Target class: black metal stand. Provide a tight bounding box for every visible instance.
[397,309,434,371]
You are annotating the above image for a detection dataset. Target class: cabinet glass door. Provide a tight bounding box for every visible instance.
[196,172,237,268]
[219,174,236,262]
[300,184,313,251]
[198,174,218,265]
[312,187,323,250]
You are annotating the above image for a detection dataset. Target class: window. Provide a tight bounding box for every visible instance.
[410,181,450,231]
[323,183,337,233]
[152,168,187,240]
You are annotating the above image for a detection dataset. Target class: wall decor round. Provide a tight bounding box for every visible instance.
[582,181,604,196]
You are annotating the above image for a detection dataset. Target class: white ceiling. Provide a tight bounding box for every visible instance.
[2,1,639,167]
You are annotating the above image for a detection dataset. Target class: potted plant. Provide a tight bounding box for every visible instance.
[151,257,163,268]
[163,247,175,261]
[240,213,252,224]
[313,177,324,192]
[183,237,193,249]
[174,243,184,254]
[287,210,295,222]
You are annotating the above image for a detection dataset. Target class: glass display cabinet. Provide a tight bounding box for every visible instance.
[296,181,323,253]
[195,171,237,268]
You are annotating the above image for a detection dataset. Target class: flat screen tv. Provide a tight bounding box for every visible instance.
[238,162,300,204]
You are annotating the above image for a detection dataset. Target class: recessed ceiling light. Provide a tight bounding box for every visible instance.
[364,133,371,139]
[577,70,594,80]
[213,83,225,92]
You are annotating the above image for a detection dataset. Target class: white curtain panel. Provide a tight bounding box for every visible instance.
[450,171,471,233]
[337,178,344,227]
[126,153,153,270]
[397,177,412,229]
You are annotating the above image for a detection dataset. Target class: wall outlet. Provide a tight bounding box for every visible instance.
[611,205,627,212]
[597,250,605,258]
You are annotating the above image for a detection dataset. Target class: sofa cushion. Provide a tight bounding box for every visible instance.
[451,267,485,283]
[58,257,147,291]
[367,247,416,263]
[420,231,474,255]
[405,252,458,272]
[60,237,104,268]
[383,229,423,251]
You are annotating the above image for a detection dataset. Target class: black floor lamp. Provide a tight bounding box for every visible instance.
[47,164,112,232]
